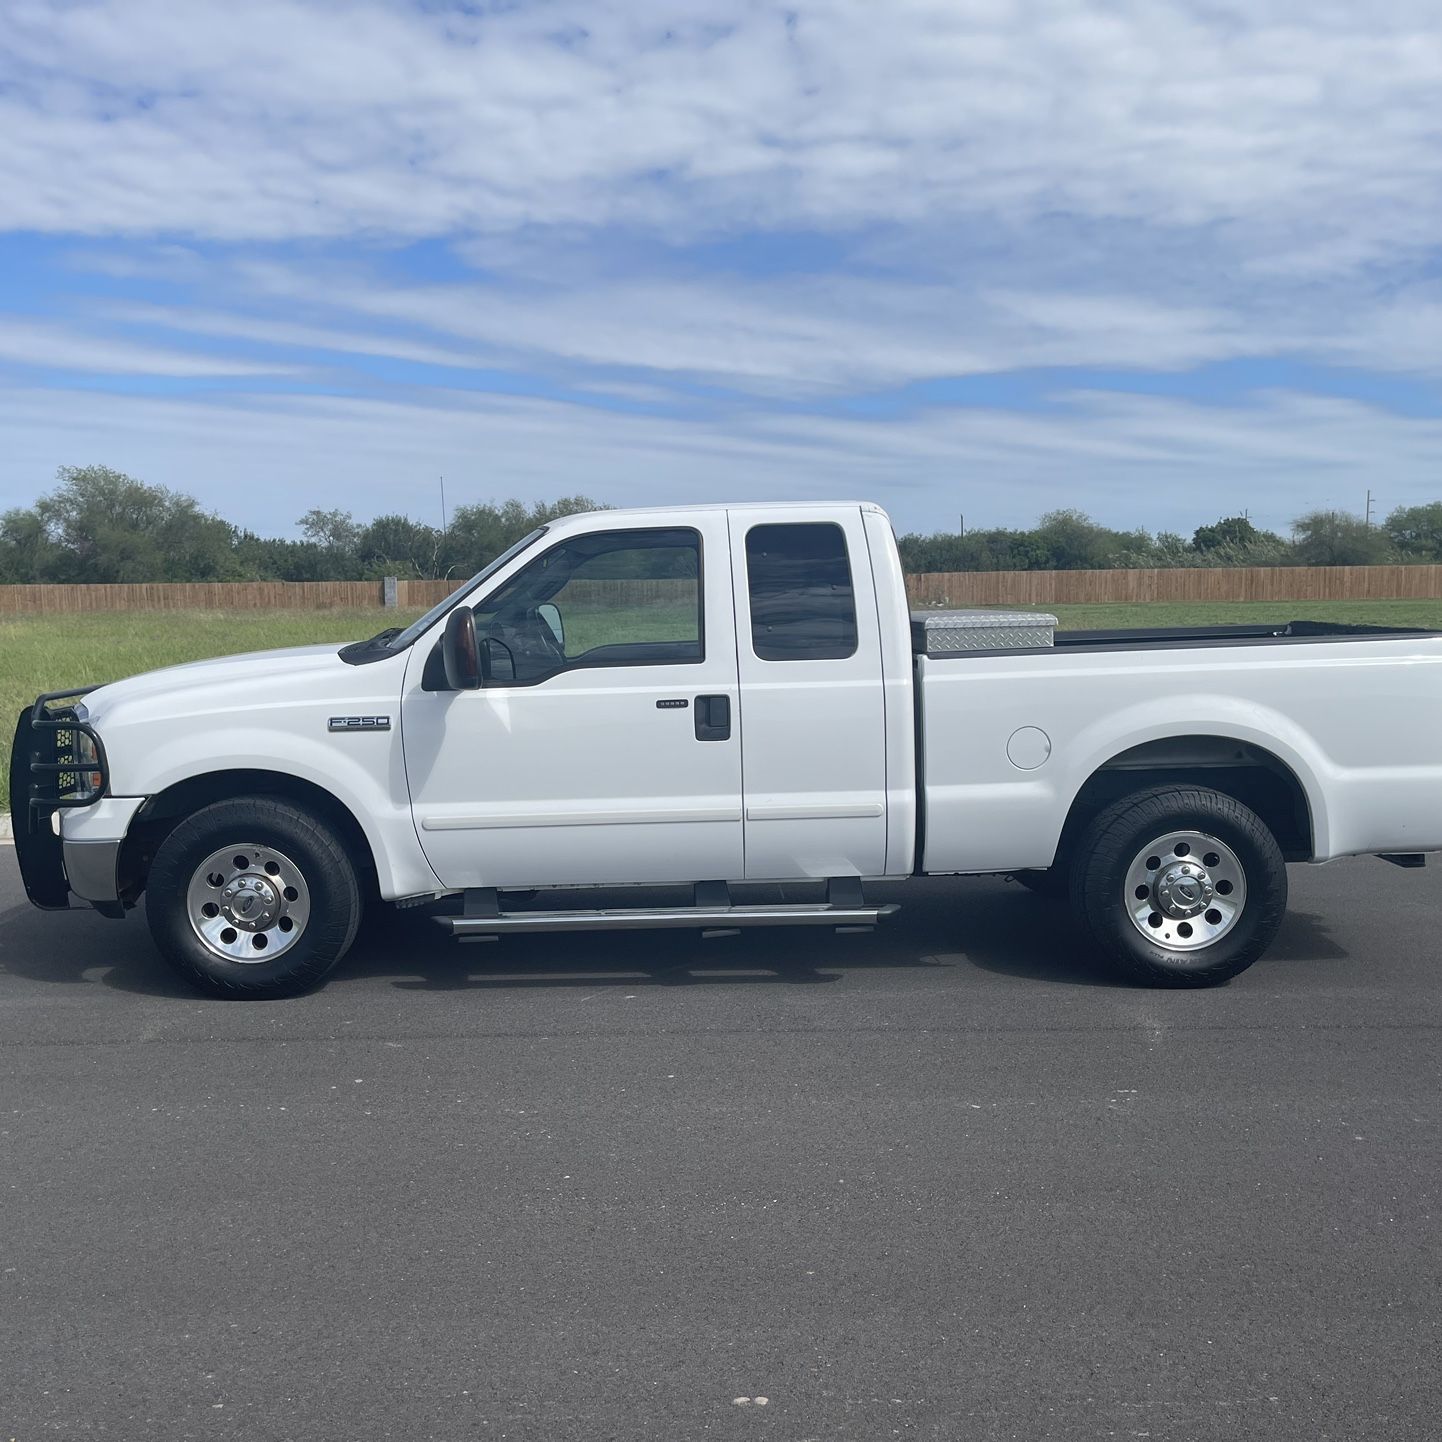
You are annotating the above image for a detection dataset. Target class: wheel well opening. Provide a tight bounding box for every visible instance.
[1058,737,1314,865]
[119,769,380,904]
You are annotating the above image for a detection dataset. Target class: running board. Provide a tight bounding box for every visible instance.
[435,882,897,941]
[439,905,898,940]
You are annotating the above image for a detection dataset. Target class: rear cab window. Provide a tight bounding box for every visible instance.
[744,522,858,661]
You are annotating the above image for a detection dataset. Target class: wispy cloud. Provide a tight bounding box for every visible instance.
[91,259,1288,394]
[103,303,498,372]
[0,381,1435,534]
[0,316,298,377]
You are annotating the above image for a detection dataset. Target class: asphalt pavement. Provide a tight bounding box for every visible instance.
[2,850,1439,1441]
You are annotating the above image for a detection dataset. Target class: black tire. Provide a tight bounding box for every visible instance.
[1011,868,1069,898]
[146,796,361,999]
[1069,785,1287,988]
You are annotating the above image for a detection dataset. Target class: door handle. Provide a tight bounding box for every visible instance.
[694,694,731,742]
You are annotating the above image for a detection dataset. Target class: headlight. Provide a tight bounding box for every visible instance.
[73,728,103,800]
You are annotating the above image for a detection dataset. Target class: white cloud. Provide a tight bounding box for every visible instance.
[1,0,1438,277]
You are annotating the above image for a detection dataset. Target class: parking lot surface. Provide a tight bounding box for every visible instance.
[2,852,1439,1440]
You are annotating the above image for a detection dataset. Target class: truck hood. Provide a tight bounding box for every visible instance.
[82,644,351,724]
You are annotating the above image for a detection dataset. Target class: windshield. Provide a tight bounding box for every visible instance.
[388,528,548,651]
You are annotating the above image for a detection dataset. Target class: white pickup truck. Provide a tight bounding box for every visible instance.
[11,501,1442,997]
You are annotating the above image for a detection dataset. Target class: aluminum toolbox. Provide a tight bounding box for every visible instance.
[911,609,1057,653]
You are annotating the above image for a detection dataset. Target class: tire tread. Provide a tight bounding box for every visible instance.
[1069,784,1287,988]
[146,796,361,999]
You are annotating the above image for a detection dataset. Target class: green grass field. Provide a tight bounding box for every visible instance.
[4,598,1441,794]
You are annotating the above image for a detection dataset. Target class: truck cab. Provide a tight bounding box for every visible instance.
[399,501,914,892]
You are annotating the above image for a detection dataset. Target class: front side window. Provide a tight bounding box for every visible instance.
[745,522,858,661]
[472,527,702,683]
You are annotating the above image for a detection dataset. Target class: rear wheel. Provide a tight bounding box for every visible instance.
[146,797,361,998]
[1069,785,1287,987]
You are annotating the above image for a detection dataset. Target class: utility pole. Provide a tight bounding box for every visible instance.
[958,513,965,538]
[1365,489,1375,528]
[440,475,448,535]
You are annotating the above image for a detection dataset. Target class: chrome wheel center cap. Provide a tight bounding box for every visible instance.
[1154,863,1214,918]
[221,875,281,931]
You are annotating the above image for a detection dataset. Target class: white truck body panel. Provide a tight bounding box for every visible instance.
[726,504,889,880]
[400,508,745,889]
[917,639,1442,873]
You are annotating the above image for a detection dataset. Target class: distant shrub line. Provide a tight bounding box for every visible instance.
[3,466,1439,584]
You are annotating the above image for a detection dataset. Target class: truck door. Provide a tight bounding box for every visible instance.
[400,515,743,891]
[727,506,889,879]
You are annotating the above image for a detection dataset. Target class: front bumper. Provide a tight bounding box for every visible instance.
[61,837,126,910]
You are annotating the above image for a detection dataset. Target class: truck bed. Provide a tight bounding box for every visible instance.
[912,621,1442,875]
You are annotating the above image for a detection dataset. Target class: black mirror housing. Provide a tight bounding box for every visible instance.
[442,608,484,690]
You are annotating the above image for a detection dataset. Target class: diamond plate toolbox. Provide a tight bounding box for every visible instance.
[912,609,1057,652]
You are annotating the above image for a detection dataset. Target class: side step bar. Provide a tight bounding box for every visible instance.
[433,880,897,941]
[440,904,899,940]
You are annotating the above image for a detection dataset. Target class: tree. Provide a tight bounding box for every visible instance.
[231,531,360,581]
[298,508,362,554]
[1030,509,1145,570]
[1150,532,1193,567]
[443,494,605,576]
[1384,502,1442,561]
[1290,510,1393,566]
[0,507,66,582]
[1192,516,1259,553]
[357,514,443,579]
[22,465,240,583]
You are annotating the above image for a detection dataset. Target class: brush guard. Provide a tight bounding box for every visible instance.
[9,689,107,910]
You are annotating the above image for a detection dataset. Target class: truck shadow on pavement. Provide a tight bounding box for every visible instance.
[349,879,1125,991]
[0,875,1348,999]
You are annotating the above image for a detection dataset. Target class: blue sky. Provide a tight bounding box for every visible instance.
[2,0,1440,537]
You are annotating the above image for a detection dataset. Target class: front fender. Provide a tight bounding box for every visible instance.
[104,725,440,899]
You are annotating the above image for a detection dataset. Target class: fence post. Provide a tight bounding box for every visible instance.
[383,577,398,609]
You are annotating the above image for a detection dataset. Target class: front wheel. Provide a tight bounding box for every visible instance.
[1069,785,1287,988]
[146,797,362,998]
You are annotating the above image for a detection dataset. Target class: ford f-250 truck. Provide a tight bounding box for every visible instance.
[11,501,1442,998]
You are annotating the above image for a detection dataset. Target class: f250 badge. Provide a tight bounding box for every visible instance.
[328,716,391,732]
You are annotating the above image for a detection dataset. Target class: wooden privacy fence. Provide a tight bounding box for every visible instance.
[3,565,1442,615]
[0,580,387,614]
[903,564,1442,608]
[391,578,697,610]
[0,576,709,615]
